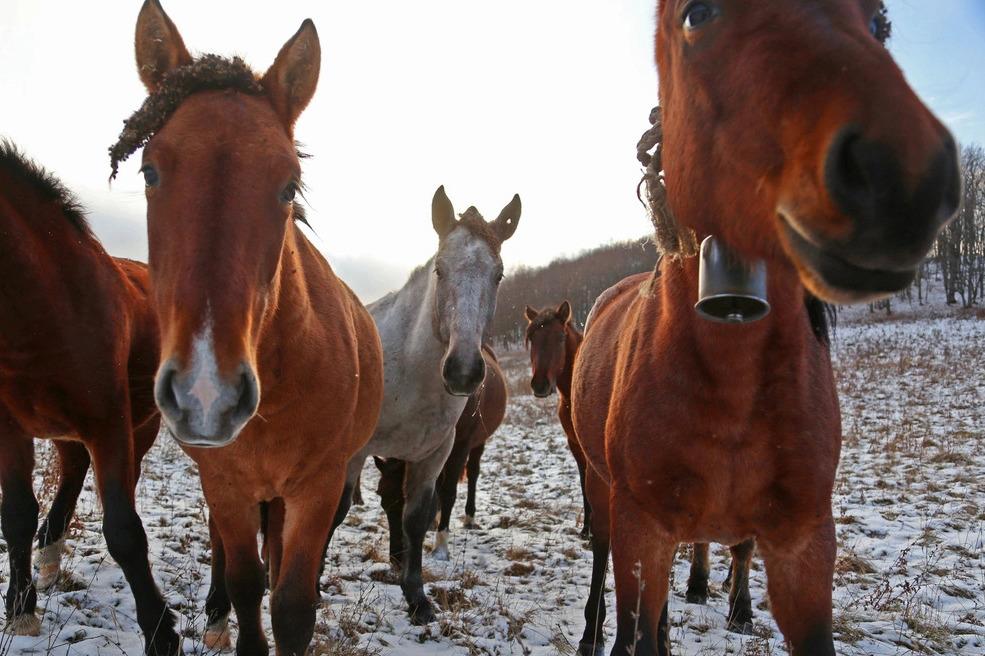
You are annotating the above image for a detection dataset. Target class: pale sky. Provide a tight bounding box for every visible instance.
[1,1,982,301]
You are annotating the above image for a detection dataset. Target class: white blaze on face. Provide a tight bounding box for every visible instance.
[188,317,222,419]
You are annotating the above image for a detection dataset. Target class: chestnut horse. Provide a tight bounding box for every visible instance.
[0,143,174,653]
[526,301,756,636]
[122,2,383,653]
[430,344,507,560]
[571,2,959,655]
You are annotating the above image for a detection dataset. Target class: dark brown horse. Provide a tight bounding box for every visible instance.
[571,2,959,655]
[430,345,507,560]
[0,142,174,653]
[526,301,754,642]
[121,2,384,653]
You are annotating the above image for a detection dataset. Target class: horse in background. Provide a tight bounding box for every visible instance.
[336,186,519,624]
[124,2,383,652]
[430,344,507,560]
[0,142,174,653]
[570,2,959,654]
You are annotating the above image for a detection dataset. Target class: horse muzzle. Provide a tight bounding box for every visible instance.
[154,358,259,448]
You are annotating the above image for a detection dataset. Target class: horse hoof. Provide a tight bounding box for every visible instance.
[5,613,41,636]
[36,563,61,591]
[204,623,232,650]
[432,530,450,561]
[577,641,605,656]
[432,545,450,562]
[685,591,708,605]
[408,600,437,625]
[579,525,592,540]
[36,540,65,591]
[462,514,477,529]
[726,619,756,635]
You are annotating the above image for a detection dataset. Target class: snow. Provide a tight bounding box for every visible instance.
[2,301,983,655]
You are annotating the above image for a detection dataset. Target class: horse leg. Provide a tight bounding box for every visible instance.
[376,457,407,573]
[685,543,710,604]
[463,442,485,528]
[36,440,89,591]
[270,483,341,656]
[433,439,471,561]
[726,538,755,634]
[351,472,364,506]
[567,434,592,538]
[266,498,285,588]
[761,518,836,656]
[203,514,232,650]
[609,485,675,656]
[206,492,267,656]
[0,434,40,636]
[87,423,179,655]
[400,449,450,625]
[578,468,610,656]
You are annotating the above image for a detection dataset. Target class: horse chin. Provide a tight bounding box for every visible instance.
[442,381,478,397]
[778,216,917,304]
[163,420,245,449]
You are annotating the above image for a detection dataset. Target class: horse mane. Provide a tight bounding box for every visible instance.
[805,294,836,346]
[0,140,93,238]
[109,55,264,179]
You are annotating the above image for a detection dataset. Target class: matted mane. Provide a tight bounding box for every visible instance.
[109,55,263,179]
[0,140,92,237]
[455,207,502,254]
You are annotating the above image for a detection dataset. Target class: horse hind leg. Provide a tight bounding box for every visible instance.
[376,458,408,575]
[36,440,89,591]
[578,468,610,656]
[685,542,711,604]
[1,435,41,636]
[433,440,472,561]
[726,538,755,634]
[463,442,485,528]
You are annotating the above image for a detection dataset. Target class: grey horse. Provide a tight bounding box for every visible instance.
[327,185,520,624]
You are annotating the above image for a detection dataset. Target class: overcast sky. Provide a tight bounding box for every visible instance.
[1,1,982,300]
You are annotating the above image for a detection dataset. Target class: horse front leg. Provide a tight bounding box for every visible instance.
[463,442,485,527]
[400,442,452,625]
[685,543,710,604]
[578,467,610,656]
[761,518,836,656]
[36,440,89,591]
[87,418,179,655]
[0,432,40,636]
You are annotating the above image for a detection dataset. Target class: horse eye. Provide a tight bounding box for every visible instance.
[683,2,714,30]
[140,165,159,187]
[280,182,298,203]
[496,272,504,284]
[434,266,444,279]
[868,16,880,38]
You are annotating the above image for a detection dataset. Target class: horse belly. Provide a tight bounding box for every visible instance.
[0,384,77,438]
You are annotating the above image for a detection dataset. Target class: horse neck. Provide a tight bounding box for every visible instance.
[256,226,317,361]
[657,254,818,385]
[380,258,447,367]
[556,325,583,399]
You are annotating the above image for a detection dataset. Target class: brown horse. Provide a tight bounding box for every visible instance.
[121,2,384,653]
[571,2,959,655]
[526,301,755,642]
[430,345,507,560]
[0,142,174,653]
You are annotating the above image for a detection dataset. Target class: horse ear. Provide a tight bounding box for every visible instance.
[432,185,457,239]
[492,194,521,242]
[262,19,321,128]
[557,300,571,323]
[524,305,538,322]
[135,0,193,92]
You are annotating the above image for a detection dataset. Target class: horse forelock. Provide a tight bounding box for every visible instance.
[452,207,502,254]
[109,55,264,179]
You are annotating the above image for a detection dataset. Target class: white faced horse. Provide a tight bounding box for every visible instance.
[331,186,520,624]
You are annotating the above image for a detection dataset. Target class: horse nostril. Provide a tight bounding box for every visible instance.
[826,128,881,210]
[232,365,260,425]
[154,360,182,418]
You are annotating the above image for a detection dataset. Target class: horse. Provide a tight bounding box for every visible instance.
[122,2,384,653]
[335,186,519,625]
[431,344,507,561]
[0,142,175,653]
[570,2,960,655]
[526,301,756,632]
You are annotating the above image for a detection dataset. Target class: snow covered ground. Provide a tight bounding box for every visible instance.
[2,301,983,655]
